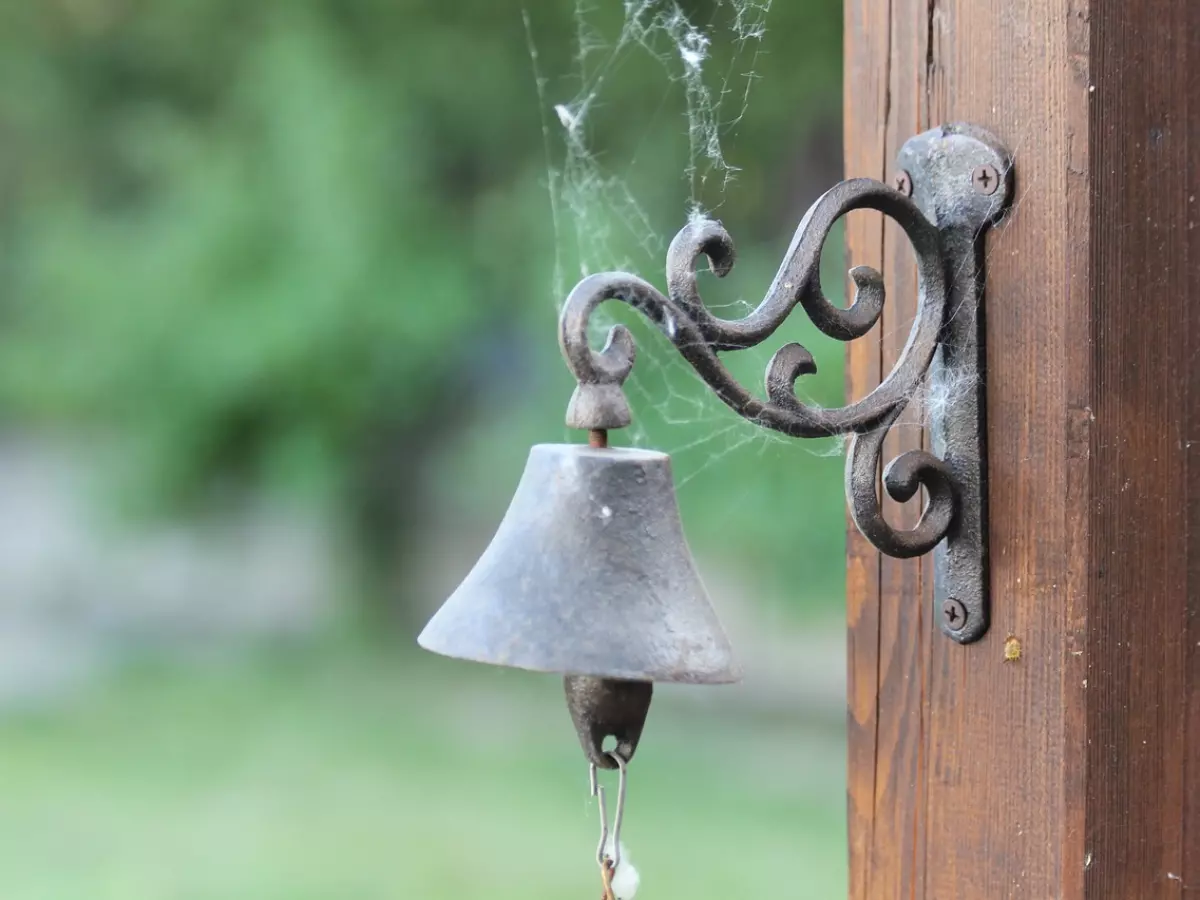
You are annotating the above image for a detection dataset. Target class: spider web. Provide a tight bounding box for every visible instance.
[523,1,850,488]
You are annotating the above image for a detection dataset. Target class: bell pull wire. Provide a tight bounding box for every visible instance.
[590,751,638,899]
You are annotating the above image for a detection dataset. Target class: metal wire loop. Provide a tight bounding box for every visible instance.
[589,751,628,870]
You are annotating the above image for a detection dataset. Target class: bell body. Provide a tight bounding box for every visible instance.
[418,443,740,685]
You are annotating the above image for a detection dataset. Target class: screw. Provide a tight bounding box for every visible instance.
[972,164,1000,195]
[942,598,969,631]
[894,170,913,196]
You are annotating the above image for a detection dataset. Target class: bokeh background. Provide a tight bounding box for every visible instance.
[0,1,851,896]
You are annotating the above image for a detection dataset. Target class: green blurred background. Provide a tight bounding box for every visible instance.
[0,0,850,896]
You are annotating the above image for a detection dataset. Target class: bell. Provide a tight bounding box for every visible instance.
[419,442,739,682]
[417,442,740,766]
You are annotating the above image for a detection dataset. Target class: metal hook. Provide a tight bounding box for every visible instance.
[589,751,628,870]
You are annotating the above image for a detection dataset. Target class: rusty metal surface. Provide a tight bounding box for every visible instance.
[559,177,945,439]
[416,443,741,683]
[565,675,652,768]
[899,124,1012,643]
[557,123,1012,643]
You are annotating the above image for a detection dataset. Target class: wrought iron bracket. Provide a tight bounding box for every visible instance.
[557,123,1013,644]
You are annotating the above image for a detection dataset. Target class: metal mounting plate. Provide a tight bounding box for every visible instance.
[898,124,1013,643]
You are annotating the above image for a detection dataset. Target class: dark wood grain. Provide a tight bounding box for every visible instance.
[1186,8,1200,894]
[843,0,1198,896]
[1085,0,1199,895]
[1188,0,1200,869]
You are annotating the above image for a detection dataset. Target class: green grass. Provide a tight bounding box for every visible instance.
[0,641,847,899]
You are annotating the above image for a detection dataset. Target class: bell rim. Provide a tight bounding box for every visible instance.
[416,628,744,685]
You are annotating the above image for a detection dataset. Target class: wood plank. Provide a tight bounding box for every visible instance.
[920,1,1089,896]
[872,3,930,896]
[1188,0,1200,868]
[843,0,931,896]
[841,1,886,896]
[843,0,1198,896]
[1085,0,1199,894]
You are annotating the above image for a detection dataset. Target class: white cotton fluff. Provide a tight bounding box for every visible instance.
[603,839,640,900]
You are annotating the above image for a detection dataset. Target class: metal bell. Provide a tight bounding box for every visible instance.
[419,442,739,682]
[417,442,741,766]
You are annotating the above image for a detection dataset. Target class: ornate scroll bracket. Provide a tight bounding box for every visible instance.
[557,123,1013,644]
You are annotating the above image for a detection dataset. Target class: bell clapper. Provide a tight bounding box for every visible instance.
[588,428,609,449]
[591,752,640,899]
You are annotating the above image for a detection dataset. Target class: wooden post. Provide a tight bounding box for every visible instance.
[844,1,1199,897]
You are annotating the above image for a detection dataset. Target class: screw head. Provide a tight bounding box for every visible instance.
[894,170,913,197]
[942,598,969,631]
[972,164,1000,195]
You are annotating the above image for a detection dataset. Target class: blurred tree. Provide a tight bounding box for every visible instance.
[0,0,843,615]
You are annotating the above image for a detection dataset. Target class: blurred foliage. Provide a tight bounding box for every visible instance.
[0,0,845,611]
[0,640,847,897]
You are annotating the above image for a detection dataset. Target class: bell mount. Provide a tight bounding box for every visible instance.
[558,123,1014,645]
